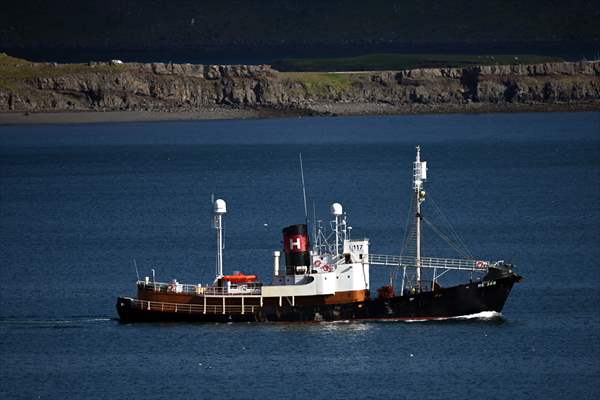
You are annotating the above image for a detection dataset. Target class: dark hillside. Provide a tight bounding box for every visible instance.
[1,0,599,62]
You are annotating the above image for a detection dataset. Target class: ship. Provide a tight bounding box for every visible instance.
[116,146,522,323]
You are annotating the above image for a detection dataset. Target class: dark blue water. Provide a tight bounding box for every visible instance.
[1,112,599,399]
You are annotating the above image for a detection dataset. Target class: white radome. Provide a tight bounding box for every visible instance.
[214,199,227,214]
[331,202,343,216]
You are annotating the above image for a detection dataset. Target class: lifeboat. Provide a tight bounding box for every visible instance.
[222,273,257,284]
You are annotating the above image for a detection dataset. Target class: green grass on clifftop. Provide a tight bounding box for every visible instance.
[281,72,358,96]
[0,53,128,80]
[272,53,564,72]
[0,53,129,92]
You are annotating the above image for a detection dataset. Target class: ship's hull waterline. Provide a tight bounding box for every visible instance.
[116,275,518,323]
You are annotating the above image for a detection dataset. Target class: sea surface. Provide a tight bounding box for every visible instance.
[1,112,599,399]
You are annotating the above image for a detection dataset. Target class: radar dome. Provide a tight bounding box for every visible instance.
[214,199,227,214]
[331,202,343,216]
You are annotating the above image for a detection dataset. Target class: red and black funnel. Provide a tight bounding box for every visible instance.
[282,224,310,274]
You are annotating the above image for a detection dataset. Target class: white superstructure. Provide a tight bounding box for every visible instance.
[268,202,370,297]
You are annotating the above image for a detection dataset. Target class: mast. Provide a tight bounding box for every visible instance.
[413,146,427,286]
[331,203,343,257]
[213,199,227,279]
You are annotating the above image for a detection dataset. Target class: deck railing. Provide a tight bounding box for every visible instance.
[368,254,492,271]
[129,298,259,315]
[136,281,262,296]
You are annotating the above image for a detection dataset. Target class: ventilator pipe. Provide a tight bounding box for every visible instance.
[273,251,281,276]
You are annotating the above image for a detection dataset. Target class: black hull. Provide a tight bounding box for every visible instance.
[117,275,518,323]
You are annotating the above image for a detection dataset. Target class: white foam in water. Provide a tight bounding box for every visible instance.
[401,311,502,323]
[445,311,503,320]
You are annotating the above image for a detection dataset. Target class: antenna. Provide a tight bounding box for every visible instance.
[312,200,317,252]
[299,153,309,225]
[133,259,140,281]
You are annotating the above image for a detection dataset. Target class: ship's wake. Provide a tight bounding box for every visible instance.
[0,316,115,328]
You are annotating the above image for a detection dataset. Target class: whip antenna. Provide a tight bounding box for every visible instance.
[299,153,309,225]
[133,259,140,281]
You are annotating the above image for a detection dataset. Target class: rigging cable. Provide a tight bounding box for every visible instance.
[422,217,472,259]
[392,192,417,285]
[428,195,474,259]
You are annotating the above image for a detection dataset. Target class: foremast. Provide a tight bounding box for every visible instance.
[413,145,427,286]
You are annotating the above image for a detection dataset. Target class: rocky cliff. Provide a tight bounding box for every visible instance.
[1,56,599,115]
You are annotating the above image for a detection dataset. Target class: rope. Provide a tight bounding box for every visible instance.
[391,189,476,288]
[422,217,472,259]
[428,196,474,259]
[392,193,416,285]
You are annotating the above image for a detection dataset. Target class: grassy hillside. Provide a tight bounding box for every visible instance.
[0,53,127,92]
[0,53,127,77]
[281,72,358,97]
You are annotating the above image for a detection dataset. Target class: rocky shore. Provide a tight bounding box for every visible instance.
[1,55,599,123]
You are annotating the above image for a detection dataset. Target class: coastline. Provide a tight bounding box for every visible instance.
[2,56,598,124]
[1,101,598,125]
[0,107,263,125]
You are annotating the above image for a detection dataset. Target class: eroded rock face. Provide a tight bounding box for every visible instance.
[1,60,598,112]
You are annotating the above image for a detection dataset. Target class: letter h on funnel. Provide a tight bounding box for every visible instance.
[285,234,306,253]
[290,237,302,251]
